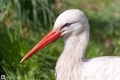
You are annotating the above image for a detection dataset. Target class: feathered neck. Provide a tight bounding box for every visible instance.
[55,28,89,80]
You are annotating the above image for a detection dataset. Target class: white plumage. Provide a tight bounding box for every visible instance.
[21,9,120,80]
[54,9,120,80]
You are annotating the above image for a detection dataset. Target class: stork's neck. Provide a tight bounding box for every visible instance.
[55,28,89,80]
[63,28,89,60]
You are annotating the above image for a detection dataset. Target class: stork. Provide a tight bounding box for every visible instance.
[20,9,120,80]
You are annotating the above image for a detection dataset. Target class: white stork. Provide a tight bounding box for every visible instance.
[20,9,120,80]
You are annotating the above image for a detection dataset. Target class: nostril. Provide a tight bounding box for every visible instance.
[62,30,65,32]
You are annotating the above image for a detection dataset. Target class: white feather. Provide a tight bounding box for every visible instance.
[53,9,120,80]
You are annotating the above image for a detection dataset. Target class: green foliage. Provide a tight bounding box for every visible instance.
[0,0,120,80]
[0,0,57,79]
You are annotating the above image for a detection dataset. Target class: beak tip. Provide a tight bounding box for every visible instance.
[20,60,22,63]
[20,59,24,63]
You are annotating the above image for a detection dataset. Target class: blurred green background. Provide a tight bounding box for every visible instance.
[0,0,120,80]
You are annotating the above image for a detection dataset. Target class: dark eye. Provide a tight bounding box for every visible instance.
[61,23,72,30]
[64,23,71,27]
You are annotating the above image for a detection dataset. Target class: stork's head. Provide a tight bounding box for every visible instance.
[20,9,89,63]
[54,9,89,38]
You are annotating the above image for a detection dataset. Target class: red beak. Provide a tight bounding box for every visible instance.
[20,30,61,63]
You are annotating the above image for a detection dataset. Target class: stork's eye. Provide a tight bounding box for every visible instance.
[61,23,71,30]
[64,23,71,27]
